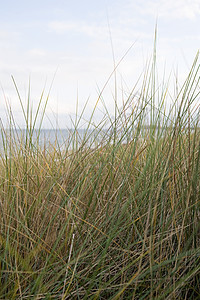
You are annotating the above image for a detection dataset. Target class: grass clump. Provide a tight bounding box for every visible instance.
[0,49,200,299]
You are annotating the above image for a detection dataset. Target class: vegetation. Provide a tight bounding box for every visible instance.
[0,45,200,299]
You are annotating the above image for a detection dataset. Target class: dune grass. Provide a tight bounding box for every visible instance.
[0,49,200,299]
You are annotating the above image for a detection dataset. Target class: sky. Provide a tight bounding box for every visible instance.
[0,0,200,128]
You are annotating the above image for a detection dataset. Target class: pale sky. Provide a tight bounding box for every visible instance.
[0,0,200,128]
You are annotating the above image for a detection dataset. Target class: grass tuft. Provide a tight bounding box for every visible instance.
[0,47,200,299]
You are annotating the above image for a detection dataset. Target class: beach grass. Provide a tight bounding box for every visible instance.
[0,48,200,299]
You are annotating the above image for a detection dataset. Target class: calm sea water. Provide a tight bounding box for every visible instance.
[1,126,187,153]
[0,129,107,153]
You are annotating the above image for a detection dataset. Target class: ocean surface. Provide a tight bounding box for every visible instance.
[1,126,192,154]
[0,129,108,153]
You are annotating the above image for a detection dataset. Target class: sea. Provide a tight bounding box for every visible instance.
[0,128,110,153]
[1,125,193,154]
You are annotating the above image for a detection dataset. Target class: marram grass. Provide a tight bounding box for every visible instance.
[0,52,200,299]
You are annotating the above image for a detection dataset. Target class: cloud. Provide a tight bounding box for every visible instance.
[48,20,108,39]
[28,48,46,57]
[128,0,200,20]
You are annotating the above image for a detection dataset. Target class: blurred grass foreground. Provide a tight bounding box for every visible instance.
[0,45,200,299]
